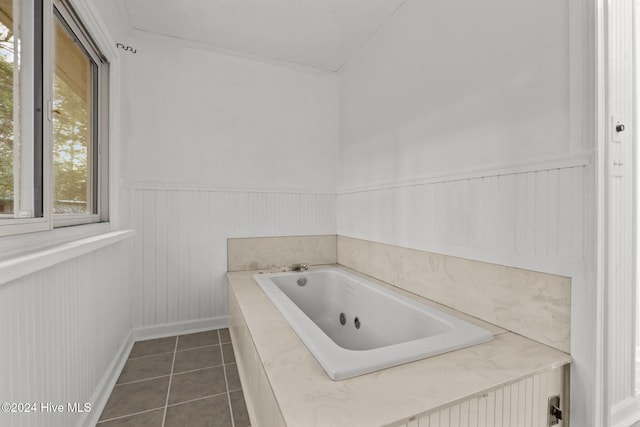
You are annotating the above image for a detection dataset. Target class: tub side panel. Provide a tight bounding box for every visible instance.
[389,365,568,427]
[228,278,287,427]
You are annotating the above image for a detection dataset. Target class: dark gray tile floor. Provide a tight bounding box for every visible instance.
[97,329,250,427]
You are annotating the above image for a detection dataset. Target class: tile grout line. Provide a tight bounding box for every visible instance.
[166,391,229,408]
[175,343,221,353]
[161,337,179,427]
[127,350,175,361]
[115,374,172,387]
[128,342,222,360]
[221,331,237,427]
[97,406,166,424]
[172,363,225,377]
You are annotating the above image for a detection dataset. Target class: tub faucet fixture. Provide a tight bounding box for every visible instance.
[291,263,309,272]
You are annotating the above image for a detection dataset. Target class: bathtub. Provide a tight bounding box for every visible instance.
[254,267,492,380]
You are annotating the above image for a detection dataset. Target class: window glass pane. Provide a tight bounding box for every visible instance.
[0,0,16,217]
[53,16,95,215]
[0,0,40,222]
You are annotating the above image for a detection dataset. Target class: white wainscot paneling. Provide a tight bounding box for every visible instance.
[0,239,133,427]
[130,187,336,328]
[337,165,586,277]
[393,367,567,427]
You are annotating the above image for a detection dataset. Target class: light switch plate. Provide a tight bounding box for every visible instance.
[612,115,624,143]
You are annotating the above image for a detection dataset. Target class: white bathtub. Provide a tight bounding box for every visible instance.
[254,267,492,380]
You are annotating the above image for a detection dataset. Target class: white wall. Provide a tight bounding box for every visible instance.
[123,36,339,192]
[337,0,585,274]
[0,240,133,427]
[129,187,335,328]
[113,34,340,328]
[338,0,573,190]
[336,0,594,425]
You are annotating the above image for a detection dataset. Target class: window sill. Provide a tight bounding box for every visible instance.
[0,227,135,286]
[0,222,111,260]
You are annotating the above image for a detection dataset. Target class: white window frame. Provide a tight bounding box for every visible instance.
[51,0,108,228]
[0,0,50,236]
[0,0,109,237]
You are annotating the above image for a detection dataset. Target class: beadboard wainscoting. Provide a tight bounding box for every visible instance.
[391,367,568,427]
[336,159,590,422]
[0,238,134,427]
[129,185,336,329]
[131,161,587,331]
[337,163,587,278]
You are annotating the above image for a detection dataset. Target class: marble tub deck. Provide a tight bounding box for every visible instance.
[227,266,571,427]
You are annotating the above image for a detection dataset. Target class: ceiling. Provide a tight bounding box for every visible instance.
[118,0,409,71]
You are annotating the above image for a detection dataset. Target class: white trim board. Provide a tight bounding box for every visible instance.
[77,330,134,427]
[0,230,135,286]
[338,153,591,194]
[601,0,637,423]
[130,316,229,342]
[125,19,336,76]
[0,222,111,260]
[123,154,591,196]
[122,180,335,195]
[70,0,124,231]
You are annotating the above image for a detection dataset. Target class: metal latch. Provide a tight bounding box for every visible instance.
[548,395,562,426]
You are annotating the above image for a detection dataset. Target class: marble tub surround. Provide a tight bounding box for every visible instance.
[337,235,571,353]
[227,267,571,427]
[336,266,507,337]
[227,235,336,271]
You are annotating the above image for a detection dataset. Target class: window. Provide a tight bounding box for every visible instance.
[0,0,108,236]
[0,0,42,228]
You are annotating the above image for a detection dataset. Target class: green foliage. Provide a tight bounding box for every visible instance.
[0,13,92,215]
[0,38,91,215]
[52,74,89,213]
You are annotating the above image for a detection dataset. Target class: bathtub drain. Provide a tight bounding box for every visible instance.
[339,313,346,325]
[354,317,361,329]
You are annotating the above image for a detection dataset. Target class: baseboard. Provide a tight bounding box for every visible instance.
[79,316,228,427]
[131,316,229,341]
[78,330,134,427]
